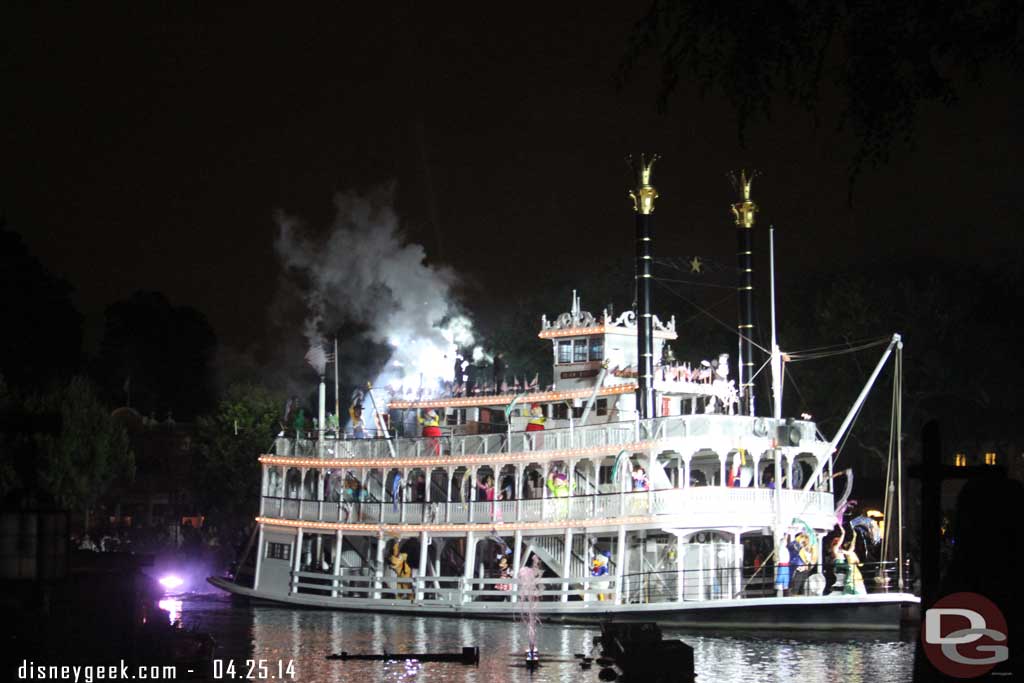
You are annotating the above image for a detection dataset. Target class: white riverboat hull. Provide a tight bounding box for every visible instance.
[207,576,918,631]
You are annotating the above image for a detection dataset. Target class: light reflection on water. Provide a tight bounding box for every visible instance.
[180,592,914,682]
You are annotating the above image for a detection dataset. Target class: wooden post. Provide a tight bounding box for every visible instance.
[291,527,303,595]
[332,529,343,597]
[417,530,429,602]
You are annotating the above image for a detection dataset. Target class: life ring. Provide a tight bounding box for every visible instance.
[752,418,769,437]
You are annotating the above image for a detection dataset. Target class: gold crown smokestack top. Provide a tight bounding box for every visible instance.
[730,170,758,417]
[629,153,659,419]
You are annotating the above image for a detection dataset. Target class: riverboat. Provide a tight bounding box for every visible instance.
[209,159,919,630]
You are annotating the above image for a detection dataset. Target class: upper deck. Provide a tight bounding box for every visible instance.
[265,413,825,466]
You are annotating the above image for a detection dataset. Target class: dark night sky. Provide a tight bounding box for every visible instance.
[5,4,1022,355]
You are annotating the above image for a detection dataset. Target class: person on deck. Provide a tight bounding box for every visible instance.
[418,408,442,455]
[389,542,414,601]
[788,533,812,596]
[348,401,365,439]
[632,465,649,491]
[418,408,441,436]
[841,533,866,595]
[775,537,792,593]
[525,404,545,432]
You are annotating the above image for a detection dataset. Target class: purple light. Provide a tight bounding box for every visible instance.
[158,574,184,590]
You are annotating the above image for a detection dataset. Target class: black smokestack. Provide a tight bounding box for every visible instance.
[730,170,758,416]
[629,154,660,420]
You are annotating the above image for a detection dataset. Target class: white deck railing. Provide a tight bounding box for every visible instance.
[261,486,835,528]
[270,414,820,461]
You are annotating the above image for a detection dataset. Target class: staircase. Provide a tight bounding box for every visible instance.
[526,533,602,579]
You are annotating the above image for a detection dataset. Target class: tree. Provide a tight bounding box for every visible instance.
[777,262,1022,480]
[9,376,135,514]
[0,224,83,393]
[622,0,1023,180]
[96,291,218,420]
[194,383,283,541]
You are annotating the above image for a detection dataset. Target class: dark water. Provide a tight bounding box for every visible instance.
[172,591,915,682]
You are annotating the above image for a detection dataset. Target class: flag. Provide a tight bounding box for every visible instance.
[529,373,539,390]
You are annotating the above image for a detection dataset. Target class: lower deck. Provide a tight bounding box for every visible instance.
[220,521,917,631]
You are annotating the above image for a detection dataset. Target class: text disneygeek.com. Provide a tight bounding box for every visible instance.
[18,661,179,682]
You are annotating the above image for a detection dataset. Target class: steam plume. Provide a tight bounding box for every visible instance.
[274,187,475,396]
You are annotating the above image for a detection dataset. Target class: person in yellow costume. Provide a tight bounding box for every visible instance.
[418,408,441,456]
[389,541,414,600]
[526,404,545,432]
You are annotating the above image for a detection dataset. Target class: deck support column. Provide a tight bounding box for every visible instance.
[462,531,476,604]
[400,468,408,523]
[332,529,343,597]
[615,524,626,604]
[698,541,706,601]
[647,450,655,513]
[514,464,522,522]
[259,466,267,515]
[417,530,429,602]
[561,526,572,602]
[291,527,303,595]
[511,529,523,603]
[733,529,743,600]
[675,535,684,602]
[468,467,477,522]
[374,533,384,599]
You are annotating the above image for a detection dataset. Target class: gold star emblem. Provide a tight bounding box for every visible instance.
[689,256,703,274]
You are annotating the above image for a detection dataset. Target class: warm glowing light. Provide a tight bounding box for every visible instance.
[259,439,656,469]
[954,452,967,467]
[984,452,997,465]
[158,574,184,590]
[387,384,634,410]
[537,325,677,340]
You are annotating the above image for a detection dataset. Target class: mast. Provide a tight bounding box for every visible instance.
[731,171,758,416]
[895,340,904,591]
[629,154,659,420]
[769,227,782,421]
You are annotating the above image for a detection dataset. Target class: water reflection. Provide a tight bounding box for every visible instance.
[180,592,914,682]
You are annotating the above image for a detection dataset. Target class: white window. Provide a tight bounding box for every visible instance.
[573,338,588,362]
[557,340,572,364]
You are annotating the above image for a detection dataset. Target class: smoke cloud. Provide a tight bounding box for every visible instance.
[274,187,476,396]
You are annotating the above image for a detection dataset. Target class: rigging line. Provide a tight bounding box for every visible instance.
[677,293,735,326]
[651,276,737,291]
[782,364,807,406]
[749,357,772,383]
[653,279,770,354]
[787,339,890,362]
[786,335,890,356]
